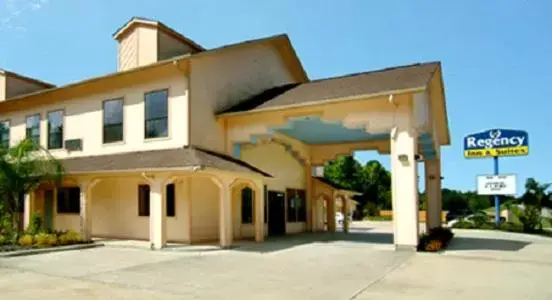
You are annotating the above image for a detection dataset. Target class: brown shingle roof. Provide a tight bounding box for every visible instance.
[61,146,271,177]
[218,62,440,114]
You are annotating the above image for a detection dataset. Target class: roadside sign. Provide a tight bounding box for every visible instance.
[477,174,517,196]
[464,129,528,158]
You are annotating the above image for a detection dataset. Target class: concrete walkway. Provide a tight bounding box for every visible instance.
[0,222,551,299]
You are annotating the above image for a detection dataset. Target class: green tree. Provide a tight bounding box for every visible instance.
[441,188,469,212]
[324,157,392,218]
[0,139,64,235]
[514,178,550,232]
[323,156,363,191]
[466,192,492,212]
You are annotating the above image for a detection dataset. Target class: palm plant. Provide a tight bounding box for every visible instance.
[0,139,64,236]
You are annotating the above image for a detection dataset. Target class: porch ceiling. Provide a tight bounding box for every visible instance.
[267,116,437,160]
[270,116,389,145]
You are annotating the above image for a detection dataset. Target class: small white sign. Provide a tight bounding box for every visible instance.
[477,174,517,195]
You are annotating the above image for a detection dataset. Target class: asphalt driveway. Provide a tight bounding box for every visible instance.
[1,222,551,299]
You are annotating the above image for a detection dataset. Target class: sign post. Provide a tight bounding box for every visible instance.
[464,129,529,225]
[493,156,499,225]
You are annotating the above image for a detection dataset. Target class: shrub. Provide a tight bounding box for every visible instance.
[418,227,454,252]
[59,230,82,245]
[479,222,496,230]
[363,202,380,217]
[18,234,34,247]
[499,222,523,232]
[517,205,542,233]
[35,233,58,248]
[452,219,475,229]
[26,212,43,235]
[0,235,6,245]
[471,211,491,227]
[364,215,392,221]
[46,234,58,247]
[425,239,443,252]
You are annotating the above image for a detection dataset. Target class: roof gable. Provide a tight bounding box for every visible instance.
[219,62,439,114]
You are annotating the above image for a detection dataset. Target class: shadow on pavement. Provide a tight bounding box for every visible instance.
[447,236,531,251]
[234,231,393,253]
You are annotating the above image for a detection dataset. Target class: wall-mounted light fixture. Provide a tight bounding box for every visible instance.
[398,154,409,162]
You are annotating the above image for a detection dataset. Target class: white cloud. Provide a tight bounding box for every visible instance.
[0,0,50,32]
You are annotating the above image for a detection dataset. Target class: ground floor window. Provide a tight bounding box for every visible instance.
[241,187,253,224]
[57,187,80,214]
[138,184,176,217]
[166,183,175,217]
[286,188,306,222]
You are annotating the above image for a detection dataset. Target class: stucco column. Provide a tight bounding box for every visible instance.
[80,179,99,242]
[327,193,337,233]
[219,180,233,248]
[390,117,419,251]
[342,195,350,233]
[149,179,167,250]
[254,180,265,242]
[23,192,34,230]
[305,162,313,232]
[425,158,442,231]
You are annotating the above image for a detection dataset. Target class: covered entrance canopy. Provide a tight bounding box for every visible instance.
[218,62,450,250]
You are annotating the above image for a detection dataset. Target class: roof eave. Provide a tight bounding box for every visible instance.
[216,86,427,118]
[112,17,158,40]
[1,54,191,104]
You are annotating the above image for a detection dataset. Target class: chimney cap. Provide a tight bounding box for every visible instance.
[113,17,205,52]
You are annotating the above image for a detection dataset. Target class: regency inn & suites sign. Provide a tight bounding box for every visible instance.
[463,129,529,158]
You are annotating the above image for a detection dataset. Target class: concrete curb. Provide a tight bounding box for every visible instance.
[0,243,104,258]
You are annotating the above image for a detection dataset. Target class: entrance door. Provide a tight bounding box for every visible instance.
[44,189,54,230]
[268,190,286,236]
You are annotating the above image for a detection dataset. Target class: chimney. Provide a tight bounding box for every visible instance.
[113,17,204,72]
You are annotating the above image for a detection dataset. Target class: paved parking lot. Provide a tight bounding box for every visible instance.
[1,222,551,299]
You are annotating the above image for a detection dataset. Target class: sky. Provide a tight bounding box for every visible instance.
[0,0,551,194]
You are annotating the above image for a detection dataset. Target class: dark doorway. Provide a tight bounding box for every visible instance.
[268,190,286,236]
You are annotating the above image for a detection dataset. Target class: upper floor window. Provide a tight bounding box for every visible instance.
[0,120,9,149]
[47,110,64,149]
[103,98,124,144]
[144,90,168,139]
[26,114,40,147]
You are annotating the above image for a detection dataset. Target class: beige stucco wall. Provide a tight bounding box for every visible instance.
[6,76,50,99]
[0,74,5,101]
[190,44,296,152]
[51,178,190,242]
[240,142,306,233]
[118,29,139,71]
[413,91,430,131]
[158,31,195,60]
[313,180,334,231]
[190,176,219,242]
[1,72,189,157]
[231,186,268,239]
[138,26,158,67]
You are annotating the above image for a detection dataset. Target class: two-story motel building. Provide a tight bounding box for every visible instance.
[0,17,449,250]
